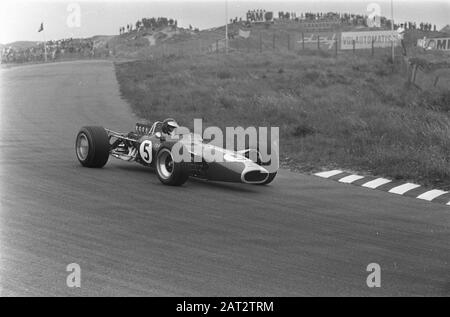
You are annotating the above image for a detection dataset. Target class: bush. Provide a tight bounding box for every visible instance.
[429,91,450,112]
[218,96,235,109]
[292,124,315,137]
[217,71,232,79]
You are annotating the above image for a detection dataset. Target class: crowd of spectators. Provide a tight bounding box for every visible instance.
[244,10,372,26]
[119,17,180,35]
[278,11,298,20]
[396,21,437,32]
[1,38,95,64]
[245,9,440,32]
[277,11,376,27]
[230,17,243,24]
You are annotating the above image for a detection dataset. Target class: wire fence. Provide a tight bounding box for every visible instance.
[141,29,404,61]
[0,29,414,64]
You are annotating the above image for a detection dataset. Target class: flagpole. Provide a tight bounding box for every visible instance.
[391,0,395,63]
[42,23,47,62]
[225,0,228,54]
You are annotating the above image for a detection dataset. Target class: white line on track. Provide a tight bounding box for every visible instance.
[388,183,421,195]
[338,174,365,183]
[361,178,392,189]
[315,170,343,178]
[315,170,449,206]
[416,190,448,201]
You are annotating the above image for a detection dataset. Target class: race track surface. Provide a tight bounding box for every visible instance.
[0,60,449,296]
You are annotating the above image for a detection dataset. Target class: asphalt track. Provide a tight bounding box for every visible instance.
[0,60,449,296]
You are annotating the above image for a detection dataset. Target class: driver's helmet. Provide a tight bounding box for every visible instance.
[161,118,179,135]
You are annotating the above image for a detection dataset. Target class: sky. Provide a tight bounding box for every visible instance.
[1,0,449,44]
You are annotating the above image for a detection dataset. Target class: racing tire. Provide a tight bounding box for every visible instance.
[155,145,189,186]
[75,126,110,168]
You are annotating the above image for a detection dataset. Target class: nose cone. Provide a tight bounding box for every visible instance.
[241,165,269,184]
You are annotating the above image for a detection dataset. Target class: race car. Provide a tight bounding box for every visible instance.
[75,119,278,186]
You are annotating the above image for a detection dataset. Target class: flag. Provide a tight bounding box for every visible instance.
[38,22,44,33]
[238,29,251,39]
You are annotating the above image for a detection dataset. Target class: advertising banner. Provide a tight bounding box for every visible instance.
[341,30,400,50]
[417,37,450,51]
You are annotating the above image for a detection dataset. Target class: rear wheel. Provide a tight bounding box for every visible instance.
[75,126,110,168]
[156,145,189,186]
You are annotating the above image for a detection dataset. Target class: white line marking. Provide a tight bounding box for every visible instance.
[315,170,343,178]
[338,174,365,183]
[388,183,421,195]
[361,178,392,189]
[416,190,448,201]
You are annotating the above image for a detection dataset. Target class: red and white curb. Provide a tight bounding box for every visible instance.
[315,170,450,206]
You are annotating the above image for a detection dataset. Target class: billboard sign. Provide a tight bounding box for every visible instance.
[341,30,400,50]
[417,37,450,51]
[298,33,337,49]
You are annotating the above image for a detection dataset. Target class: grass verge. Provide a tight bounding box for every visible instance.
[114,50,450,189]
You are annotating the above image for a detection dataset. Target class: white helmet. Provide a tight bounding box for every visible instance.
[161,118,179,135]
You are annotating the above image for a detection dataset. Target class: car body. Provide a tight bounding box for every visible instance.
[75,121,278,186]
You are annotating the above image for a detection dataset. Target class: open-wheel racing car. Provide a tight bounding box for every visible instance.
[75,119,278,186]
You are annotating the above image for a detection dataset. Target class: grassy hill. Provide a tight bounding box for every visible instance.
[1,41,38,49]
[102,21,450,61]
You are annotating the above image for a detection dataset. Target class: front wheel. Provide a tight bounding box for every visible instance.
[75,126,110,168]
[155,145,189,186]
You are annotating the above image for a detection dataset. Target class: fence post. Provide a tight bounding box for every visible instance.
[287,33,290,51]
[317,35,320,50]
[371,38,374,56]
[302,32,305,50]
[352,40,355,55]
[260,31,262,53]
[273,33,275,50]
[216,40,219,53]
[335,38,338,57]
